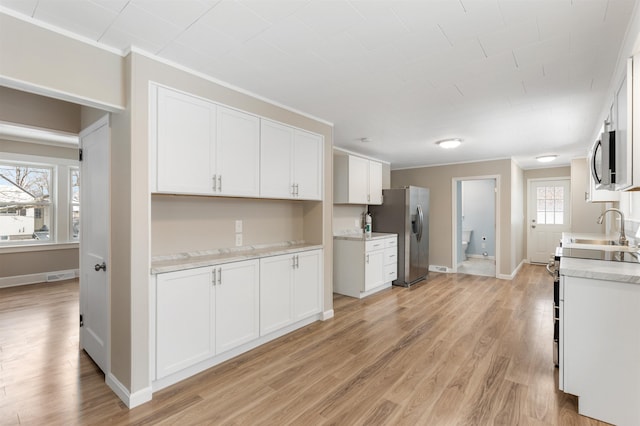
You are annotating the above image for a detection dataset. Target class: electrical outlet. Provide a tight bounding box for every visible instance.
[481,242,486,249]
[235,233,242,246]
[235,220,243,233]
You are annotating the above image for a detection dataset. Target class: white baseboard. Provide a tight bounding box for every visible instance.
[429,265,452,273]
[496,259,525,280]
[106,373,152,409]
[0,269,79,288]
[322,309,334,320]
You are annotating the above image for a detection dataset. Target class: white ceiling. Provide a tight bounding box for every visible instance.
[1,0,637,169]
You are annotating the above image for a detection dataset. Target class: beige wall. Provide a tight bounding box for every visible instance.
[0,86,81,132]
[0,138,78,160]
[570,158,606,233]
[0,247,78,278]
[391,159,516,276]
[0,14,124,110]
[152,195,306,255]
[511,163,525,271]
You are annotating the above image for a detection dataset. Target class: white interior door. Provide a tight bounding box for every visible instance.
[79,115,110,373]
[528,179,570,263]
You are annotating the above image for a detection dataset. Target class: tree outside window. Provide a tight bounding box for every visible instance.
[0,164,52,242]
[71,168,80,240]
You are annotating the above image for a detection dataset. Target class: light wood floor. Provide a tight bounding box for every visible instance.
[0,265,608,425]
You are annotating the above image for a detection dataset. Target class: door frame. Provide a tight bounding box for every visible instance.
[451,175,500,276]
[526,177,571,263]
[79,113,111,374]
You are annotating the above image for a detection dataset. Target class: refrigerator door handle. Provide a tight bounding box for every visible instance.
[416,204,424,242]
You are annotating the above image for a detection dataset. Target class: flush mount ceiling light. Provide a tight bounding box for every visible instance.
[436,138,462,149]
[536,155,558,163]
[360,137,372,143]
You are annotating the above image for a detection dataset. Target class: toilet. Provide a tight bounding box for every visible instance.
[461,230,472,260]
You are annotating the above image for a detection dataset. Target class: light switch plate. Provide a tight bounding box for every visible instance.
[235,220,243,233]
[235,233,242,246]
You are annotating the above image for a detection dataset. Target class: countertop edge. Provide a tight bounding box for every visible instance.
[151,243,323,275]
[560,257,640,284]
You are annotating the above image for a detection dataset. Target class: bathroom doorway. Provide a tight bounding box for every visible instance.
[453,176,498,277]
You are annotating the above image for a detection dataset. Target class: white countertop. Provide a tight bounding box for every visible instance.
[333,232,397,242]
[151,241,322,274]
[560,257,640,284]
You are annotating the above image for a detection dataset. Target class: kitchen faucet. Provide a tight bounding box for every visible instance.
[597,208,627,246]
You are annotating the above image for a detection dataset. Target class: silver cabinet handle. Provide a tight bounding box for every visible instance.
[295,255,299,269]
[218,267,222,285]
[291,183,296,196]
[366,254,369,264]
[212,174,217,192]
[292,256,296,269]
[294,183,299,196]
[212,268,217,285]
[218,175,222,192]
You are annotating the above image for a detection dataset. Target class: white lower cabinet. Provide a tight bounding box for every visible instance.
[334,235,397,298]
[155,259,259,379]
[560,274,640,426]
[155,250,322,383]
[156,266,215,378]
[260,249,322,335]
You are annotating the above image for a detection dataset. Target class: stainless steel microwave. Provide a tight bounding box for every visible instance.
[590,130,616,189]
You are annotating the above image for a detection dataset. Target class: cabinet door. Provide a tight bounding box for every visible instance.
[349,156,369,204]
[364,249,385,291]
[215,259,260,354]
[216,106,260,197]
[156,87,216,194]
[293,130,323,200]
[368,160,383,205]
[260,120,294,199]
[156,267,215,378]
[294,250,322,320]
[260,254,294,335]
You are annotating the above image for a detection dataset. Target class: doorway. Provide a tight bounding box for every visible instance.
[527,178,571,263]
[453,176,498,277]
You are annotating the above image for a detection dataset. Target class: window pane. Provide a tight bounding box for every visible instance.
[70,168,80,240]
[537,211,546,224]
[537,187,545,198]
[555,212,564,224]
[545,187,554,199]
[0,164,52,242]
[555,200,564,212]
[555,186,564,199]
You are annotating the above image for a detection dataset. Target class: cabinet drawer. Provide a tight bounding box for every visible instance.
[384,264,397,281]
[385,237,397,248]
[384,248,397,265]
[365,240,385,252]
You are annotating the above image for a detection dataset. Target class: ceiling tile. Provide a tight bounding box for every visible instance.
[478,17,539,57]
[88,0,129,14]
[34,0,118,41]
[132,0,210,29]
[292,0,366,38]
[172,19,242,59]
[100,25,164,52]
[258,15,323,55]
[197,0,272,43]
[0,0,38,16]
[104,3,183,51]
[239,0,308,24]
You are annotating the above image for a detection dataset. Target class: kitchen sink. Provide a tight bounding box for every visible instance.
[570,238,621,246]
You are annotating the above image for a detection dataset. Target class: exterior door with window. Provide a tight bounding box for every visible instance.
[79,115,110,373]
[528,179,571,263]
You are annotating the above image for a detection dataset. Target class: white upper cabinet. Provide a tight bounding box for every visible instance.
[155,87,217,195]
[334,153,383,205]
[216,106,260,197]
[260,119,323,200]
[623,53,640,190]
[153,85,263,198]
[368,160,383,205]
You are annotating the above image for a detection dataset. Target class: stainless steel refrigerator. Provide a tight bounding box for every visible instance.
[369,186,429,286]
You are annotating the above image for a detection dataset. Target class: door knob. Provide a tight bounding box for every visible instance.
[94,262,107,272]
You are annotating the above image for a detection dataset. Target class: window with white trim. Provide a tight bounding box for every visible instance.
[0,163,53,242]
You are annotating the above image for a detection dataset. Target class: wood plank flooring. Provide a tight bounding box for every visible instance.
[0,265,609,425]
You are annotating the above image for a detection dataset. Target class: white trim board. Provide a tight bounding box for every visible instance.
[0,269,79,288]
[106,373,152,409]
